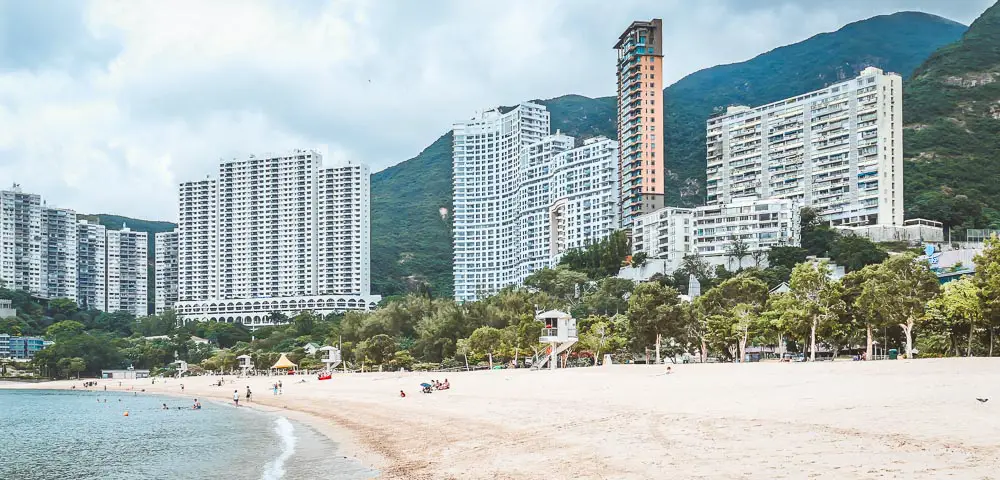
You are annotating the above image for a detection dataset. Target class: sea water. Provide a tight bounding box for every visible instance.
[0,389,376,480]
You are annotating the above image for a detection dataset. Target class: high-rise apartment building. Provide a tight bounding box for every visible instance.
[76,220,107,311]
[0,186,43,294]
[615,19,665,227]
[106,227,148,317]
[706,67,903,226]
[453,103,620,302]
[40,207,78,299]
[177,178,217,302]
[317,162,371,296]
[154,231,179,314]
[173,151,378,328]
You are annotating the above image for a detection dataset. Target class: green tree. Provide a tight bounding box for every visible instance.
[928,277,983,356]
[293,311,319,337]
[626,282,686,364]
[45,320,86,341]
[697,275,770,361]
[800,207,838,257]
[577,315,628,366]
[48,298,79,318]
[57,357,86,379]
[468,326,503,368]
[973,235,1000,355]
[859,254,940,358]
[577,277,635,317]
[829,235,888,272]
[523,267,589,304]
[767,246,808,270]
[788,261,844,361]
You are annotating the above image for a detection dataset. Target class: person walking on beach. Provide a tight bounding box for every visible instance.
[245,386,252,403]
[233,389,240,407]
[273,383,278,396]
[278,380,283,395]
[181,383,185,393]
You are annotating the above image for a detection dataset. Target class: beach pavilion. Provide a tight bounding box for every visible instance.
[270,353,297,375]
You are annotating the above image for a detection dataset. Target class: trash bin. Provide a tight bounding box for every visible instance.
[888,349,898,360]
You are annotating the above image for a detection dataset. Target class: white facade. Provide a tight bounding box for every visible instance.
[631,207,695,272]
[174,294,380,330]
[544,137,620,268]
[178,179,217,302]
[453,103,549,302]
[154,231,179,314]
[176,150,374,327]
[453,103,620,302]
[76,220,107,311]
[694,197,800,269]
[835,218,944,243]
[0,187,42,294]
[706,67,903,227]
[40,207,78,299]
[631,197,799,272]
[106,227,148,317]
[317,161,371,296]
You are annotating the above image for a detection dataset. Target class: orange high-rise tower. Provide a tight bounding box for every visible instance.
[615,19,664,228]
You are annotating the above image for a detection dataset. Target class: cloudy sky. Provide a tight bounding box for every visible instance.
[0,0,993,221]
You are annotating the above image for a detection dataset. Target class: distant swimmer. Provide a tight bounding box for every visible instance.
[162,403,169,410]
[193,399,202,410]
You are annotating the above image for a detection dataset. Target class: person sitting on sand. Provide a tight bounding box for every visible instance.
[400,390,406,398]
[442,379,450,390]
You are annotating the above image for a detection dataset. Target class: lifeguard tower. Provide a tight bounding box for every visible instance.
[172,360,189,377]
[533,310,578,370]
[237,355,253,375]
[319,346,342,371]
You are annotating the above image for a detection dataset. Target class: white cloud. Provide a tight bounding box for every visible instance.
[0,0,992,220]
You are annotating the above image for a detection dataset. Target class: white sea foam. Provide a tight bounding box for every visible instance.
[262,417,297,480]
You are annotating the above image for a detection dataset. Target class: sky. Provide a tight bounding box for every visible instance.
[0,0,994,221]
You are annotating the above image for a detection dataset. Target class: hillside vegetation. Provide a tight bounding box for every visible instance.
[903,1,1000,231]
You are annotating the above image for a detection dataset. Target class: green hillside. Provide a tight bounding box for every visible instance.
[81,214,177,315]
[369,11,967,298]
[370,134,455,297]
[903,1,1000,230]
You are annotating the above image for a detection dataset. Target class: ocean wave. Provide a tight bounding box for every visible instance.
[262,417,296,480]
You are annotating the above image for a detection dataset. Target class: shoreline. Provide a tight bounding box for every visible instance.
[0,377,387,476]
[5,358,1000,479]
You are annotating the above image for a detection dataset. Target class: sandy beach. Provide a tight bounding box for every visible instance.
[5,358,1000,479]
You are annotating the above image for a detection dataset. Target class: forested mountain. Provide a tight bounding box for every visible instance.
[371,11,969,298]
[902,1,1000,230]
